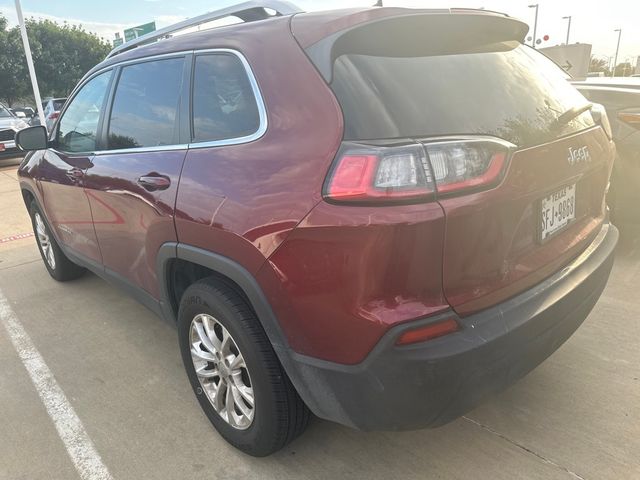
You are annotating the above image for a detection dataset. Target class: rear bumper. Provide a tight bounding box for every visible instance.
[279,223,618,430]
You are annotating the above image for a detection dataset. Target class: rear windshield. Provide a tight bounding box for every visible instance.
[53,99,66,111]
[331,44,595,147]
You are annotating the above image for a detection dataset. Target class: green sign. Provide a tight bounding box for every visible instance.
[113,37,124,47]
[124,21,156,42]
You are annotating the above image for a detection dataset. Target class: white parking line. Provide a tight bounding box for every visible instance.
[0,288,114,480]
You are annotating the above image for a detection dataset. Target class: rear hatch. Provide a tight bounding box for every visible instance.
[303,10,614,315]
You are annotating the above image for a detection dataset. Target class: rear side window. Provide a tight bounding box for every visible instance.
[191,53,260,143]
[107,57,184,149]
[56,71,111,153]
[331,45,595,147]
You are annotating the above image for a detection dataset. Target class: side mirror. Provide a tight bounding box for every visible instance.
[15,125,49,151]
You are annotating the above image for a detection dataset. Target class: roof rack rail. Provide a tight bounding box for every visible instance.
[106,0,302,59]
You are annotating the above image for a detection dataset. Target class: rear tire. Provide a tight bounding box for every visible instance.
[29,201,85,281]
[177,278,310,457]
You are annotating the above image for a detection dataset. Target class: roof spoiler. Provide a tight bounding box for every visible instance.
[302,12,529,83]
[106,0,302,59]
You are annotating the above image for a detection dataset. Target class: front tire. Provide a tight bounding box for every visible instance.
[178,278,309,456]
[29,201,85,281]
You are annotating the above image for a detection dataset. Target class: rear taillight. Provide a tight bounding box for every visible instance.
[424,139,511,195]
[48,112,60,120]
[324,138,512,204]
[325,144,435,203]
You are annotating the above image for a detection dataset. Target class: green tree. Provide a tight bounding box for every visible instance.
[613,62,633,77]
[0,14,111,107]
[0,15,29,106]
[589,56,611,77]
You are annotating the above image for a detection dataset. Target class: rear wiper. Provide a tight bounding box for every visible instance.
[551,103,593,131]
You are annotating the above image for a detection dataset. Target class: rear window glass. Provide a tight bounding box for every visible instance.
[191,53,260,143]
[53,100,66,111]
[107,57,184,149]
[331,44,595,147]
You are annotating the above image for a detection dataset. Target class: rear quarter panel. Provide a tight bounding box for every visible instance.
[175,17,344,274]
[257,201,448,364]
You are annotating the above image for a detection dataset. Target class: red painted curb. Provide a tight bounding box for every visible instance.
[0,232,35,244]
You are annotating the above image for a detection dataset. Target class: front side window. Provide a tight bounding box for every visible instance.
[192,53,260,143]
[107,57,184,149]
[56,71,112,153]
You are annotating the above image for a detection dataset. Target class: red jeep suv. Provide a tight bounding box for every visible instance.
[16,2,618,456]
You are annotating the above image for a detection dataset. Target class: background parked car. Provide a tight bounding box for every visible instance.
[571,77,640,222]
[10,107,36,120]
[0,104,30,158]
[30,98,67,131]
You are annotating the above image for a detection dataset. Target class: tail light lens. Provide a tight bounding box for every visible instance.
[325,143,435,203]
[424,139,511,195]
[48,112,60,120]
[324,138,513,204]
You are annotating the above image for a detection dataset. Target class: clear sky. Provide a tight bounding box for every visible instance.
[1,0,638,67]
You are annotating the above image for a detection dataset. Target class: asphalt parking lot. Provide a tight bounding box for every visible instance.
[1,158,639,480]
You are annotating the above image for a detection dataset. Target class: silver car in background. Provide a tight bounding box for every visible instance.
[42,97,67,131]
[0,105,30,159]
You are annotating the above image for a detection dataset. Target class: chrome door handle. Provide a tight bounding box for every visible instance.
[137,175,171,191]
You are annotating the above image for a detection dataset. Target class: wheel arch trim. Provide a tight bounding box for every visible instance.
[156,242,344,420]
[156,242,289,350]
[19,182,63,246]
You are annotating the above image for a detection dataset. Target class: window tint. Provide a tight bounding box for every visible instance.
[108,57,184,149]
[56,71,111,153]
[331,45,595,147]
[192,54,260,143]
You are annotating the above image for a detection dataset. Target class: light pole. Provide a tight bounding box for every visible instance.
[613,29,622,77]
[562,16,572,44]
[15,0,45,126]
[529,4,539,48]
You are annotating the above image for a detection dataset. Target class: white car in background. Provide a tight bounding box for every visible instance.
[0,105,30,159]
[41,98,67,132]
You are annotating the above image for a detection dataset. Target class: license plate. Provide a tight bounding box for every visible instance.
[540,184,576,241]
